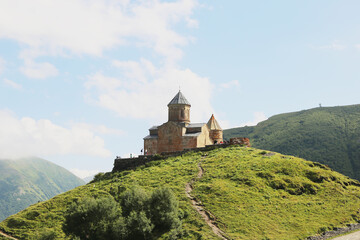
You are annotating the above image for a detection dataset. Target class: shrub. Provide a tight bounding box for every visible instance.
[92,172,105,182]
[125,211,154,239]
[63,186,182,239]
[306,170,327,183]
[6,217,29,228]
[24,210,40,220]
[36,229,58,240]
[149,187,181,230]
[63,196,125,240]
[120,186,150,217]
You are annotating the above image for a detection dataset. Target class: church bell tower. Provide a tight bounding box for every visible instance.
[167,91,191,123]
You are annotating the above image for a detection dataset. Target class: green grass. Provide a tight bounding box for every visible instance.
[224,104,360,181]
[0,235,12,240]
[1,146,360,239]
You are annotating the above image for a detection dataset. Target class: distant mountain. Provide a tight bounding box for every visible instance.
[0,157,84,221]
[224,104,360,180]
[82,174,97,183]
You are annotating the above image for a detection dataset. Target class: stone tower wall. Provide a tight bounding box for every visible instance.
[168,104,190,123]
[209,130,223,143]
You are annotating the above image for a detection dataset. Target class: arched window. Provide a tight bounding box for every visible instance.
[181,109,185,118]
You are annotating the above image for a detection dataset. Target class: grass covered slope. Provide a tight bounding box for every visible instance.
[224,104,360,180]
[0,157,85,221]
[1,147,360,239]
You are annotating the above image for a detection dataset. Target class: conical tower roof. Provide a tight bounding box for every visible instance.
[168,91,191,106]
[207,114,222,130]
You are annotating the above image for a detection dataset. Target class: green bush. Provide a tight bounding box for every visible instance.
[6,217,29,228]
[92,172,105,182]
[36,229,58,240]
[120,186,182,238]
[149,187,181,230]
[125,211,154,239]
[63,196,125,240]
[62,186,182,239]
[120,186,150,217]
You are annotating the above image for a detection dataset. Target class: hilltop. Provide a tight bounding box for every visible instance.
[224,104,360,180]
[1,146,360,239]
[0,157,84,221]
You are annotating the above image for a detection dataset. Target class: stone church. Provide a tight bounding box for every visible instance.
[144,91,223,155]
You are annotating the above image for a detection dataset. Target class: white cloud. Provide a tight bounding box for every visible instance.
[238,112,267,127]
[72,123,125,136]
[3,78,22,90]
[355,44,360,50]
[85,58,213,122]
[0,0,198,63]
[313,41,346,51]
[220,80,240,89]
[70,168,100,179]
[0,110,111,159]
[20,60,58,79]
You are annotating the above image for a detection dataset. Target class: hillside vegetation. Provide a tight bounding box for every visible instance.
[0,157,84,221]
[1,146,360,239]
[224,104,360,180]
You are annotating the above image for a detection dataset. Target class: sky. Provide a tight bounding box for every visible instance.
[1,0,360,178]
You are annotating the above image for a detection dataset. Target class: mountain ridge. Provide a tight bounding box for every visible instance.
[224,104,360,180]
[0,157,85,221]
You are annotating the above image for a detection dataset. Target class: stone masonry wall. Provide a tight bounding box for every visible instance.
[113,138,250,172]
[209,129,223,143]
[144,138,158,155]
[196,125,213,147]
[157,121,186,153]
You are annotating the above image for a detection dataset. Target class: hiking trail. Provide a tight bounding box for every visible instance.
[0,230,18,240]
[185,154,229,240]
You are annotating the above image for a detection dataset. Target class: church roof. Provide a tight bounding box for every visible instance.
[168,91,191,106]
[143,135,158,139]
[207,114,222,130]
[184,132,202,137]
[186,123,206,128]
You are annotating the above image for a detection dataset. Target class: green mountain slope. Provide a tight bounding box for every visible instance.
[0,157,85,221]
[224,104,360,180]
[1,147,360,240]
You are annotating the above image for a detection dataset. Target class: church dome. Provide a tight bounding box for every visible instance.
[168,91,191,106]
[207,114,222,130]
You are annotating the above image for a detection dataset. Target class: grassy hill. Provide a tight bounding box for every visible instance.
[0,157,85,221]
[1,146,360,239]
[224,104,360,180]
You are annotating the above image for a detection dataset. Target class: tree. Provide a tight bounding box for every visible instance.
[125,211,154,240]
[63,196,125,240]
[120,186,150,217]
[149,187,181,230]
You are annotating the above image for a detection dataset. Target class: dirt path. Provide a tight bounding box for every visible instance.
[185,155,229,240]
[0,230,18,240]
[331,230,360,240]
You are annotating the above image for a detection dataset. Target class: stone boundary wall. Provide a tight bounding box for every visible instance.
[112,138,250,172]
[305,223,360,239]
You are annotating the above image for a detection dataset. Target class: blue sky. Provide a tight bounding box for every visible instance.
[0,0,359,178]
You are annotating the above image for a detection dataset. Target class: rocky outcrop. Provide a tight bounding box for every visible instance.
[230,137,251,147]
